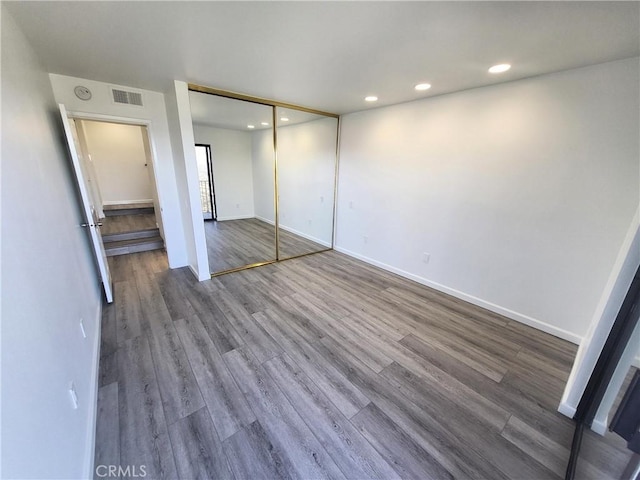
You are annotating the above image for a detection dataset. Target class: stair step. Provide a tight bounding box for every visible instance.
[104,202,154,210]
[102,228,160,243]
[104,207,154,217]
[105,236,164,257]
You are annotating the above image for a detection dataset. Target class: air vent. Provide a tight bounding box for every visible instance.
[111,88,143,106]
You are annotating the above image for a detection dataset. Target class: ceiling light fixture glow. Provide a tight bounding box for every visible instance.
[415,83,431,91]
[488,64,511,74]
[247,124,255,129]
[261,122,269,126]
[280,117,289,122]
[365,96,378,102]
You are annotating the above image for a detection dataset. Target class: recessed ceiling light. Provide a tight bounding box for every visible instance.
[365,96,378,102]
[280,117,289,122]
[488,64,511,74]
[247,124,255,129]
[261,122,269,126]
[415,83,431,91]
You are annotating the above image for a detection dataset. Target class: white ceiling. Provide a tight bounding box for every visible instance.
[6,1,639,115]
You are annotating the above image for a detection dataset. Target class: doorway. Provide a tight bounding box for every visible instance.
[195,144,217,221]
[60,105,171,302]
[74,119,165,257]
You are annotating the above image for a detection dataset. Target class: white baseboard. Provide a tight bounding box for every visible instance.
[278,224,332,248]
[253,217,331,248]
[334,246,583,345]
[103,199,153,206]
[591,418,608,436]
[557,402,577,419]
[255,216,275,226]
[217,214,255,221]
[558,409,610,438]
[187,263,209,282]
[83,301,102,479]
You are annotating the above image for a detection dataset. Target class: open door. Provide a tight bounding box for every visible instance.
[59,104,113,303]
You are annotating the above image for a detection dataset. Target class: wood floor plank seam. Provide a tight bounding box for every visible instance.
[222,419,296,480]
[166,406,234,479]
[222,345,347,479]
[253,309,371,420]
[314,335,536,479]
[174,314,257,441]
[116,335,179,479]
[145,316,205,426]
[261,352,401,480]
[310,340,484,478]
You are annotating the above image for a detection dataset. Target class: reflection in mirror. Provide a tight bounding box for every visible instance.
[195,144,215,220]
[189,91,276,274]
[275,107,338,259]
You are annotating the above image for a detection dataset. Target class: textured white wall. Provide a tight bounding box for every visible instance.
[1,7,102,478]
[336,57,639,343]
[193,125,255,220]
[80,120,152,204]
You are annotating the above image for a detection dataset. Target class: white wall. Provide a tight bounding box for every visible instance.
[1,7,102,478]
[251,129,276,223]
[49,73,187,268]
[336,57,640,343]
[193,125,255,220]
[164,81,210,280]
[276,118,337,246]
[80,120,153,205]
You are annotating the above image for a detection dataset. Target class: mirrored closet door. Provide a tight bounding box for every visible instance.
[276,108,338,259]
[189,90,276,274]
[188,85,339,276]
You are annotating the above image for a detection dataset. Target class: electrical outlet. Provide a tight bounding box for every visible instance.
[423,253,430,264]
[320,196,324,203]
[349,201,354,209]
[308,219,312,225]
[79,319,87,339]
[236,203,240,208]
[363,235,368,244]
[69,382,79,409]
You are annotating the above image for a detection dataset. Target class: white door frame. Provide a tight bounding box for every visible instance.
[66,110,168,250]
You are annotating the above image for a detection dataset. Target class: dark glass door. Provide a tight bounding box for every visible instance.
[195,144,216,220]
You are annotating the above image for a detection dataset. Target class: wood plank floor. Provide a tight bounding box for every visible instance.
[96,249,634,479]
[204,218,328,273]
[101,213,157,235]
